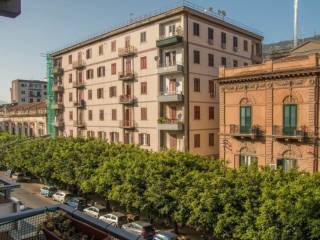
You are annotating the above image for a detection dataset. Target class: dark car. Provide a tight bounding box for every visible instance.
[65,197,87,211]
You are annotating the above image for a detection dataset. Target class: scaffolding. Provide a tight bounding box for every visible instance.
[46,54,56,137]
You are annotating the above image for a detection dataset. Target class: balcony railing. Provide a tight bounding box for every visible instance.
[72,60,86,69]
[229,124,263,139]
[158,91,184,102]
[120,120,136,129]
[73,120,86,128]
[118,46,137,57]
[158,118,184,131]
[52,103,63,110]
[72,81,85,88]
[53,119,64,128]
[118,72,135,81]
[52,66,64,76]
[52,85,64,93]
[156,32,184,48]
[73,99,86,108]
[272,125,311,141]
[0,205,137,240]
[119,95,136,104]
[158,63,184,75]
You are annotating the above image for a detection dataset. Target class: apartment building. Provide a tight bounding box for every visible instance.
[11,79,47,104]
[0,101,47,137]
[50,3,263,156]
[218,41,320,173]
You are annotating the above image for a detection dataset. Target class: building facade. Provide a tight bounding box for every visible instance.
[218,45,320,172]
[11,79,47,104]
[0,102,47,137]
[50,4,262,156]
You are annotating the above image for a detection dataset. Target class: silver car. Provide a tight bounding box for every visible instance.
[99,212,127,227]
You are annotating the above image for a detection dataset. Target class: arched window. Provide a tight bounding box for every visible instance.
[239,147,257,167]
[283,96,297,136]
[277,150,297,172]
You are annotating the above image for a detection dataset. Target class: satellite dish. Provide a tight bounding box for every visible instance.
[154,56,159,61]
[177,113,183,120]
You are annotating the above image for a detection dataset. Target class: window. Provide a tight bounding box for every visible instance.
[69,111,73,121]
[112,109,117,120]
[140,56,147,69]
[109,86,117,97]
[283,104,297,135]
[209,106,214,120]
[87,131,95,139]
[86,49,92,59]
[140,32,147,43]
[111,63,117,75]
[255,42,262,56]
[209,80,215,97]
[139,133,150,146]
[208,27,214,42]
[68,55,72,64]
[277,159,296,173]
[233,60,238,67]
[221,57,227,66]
[97,88,104,99]
[88,90,92,100]
[208,54,214,67]
[141,108,147,120]
[69,92,73,102]
[194,78,200,92]
[68,74,72,83]
[168,24,176,36]
[111,40,116,52]
[244,40,248,52]
[194,50,200,64]
[221,32,227,48]
[99,110,104,121]
[194,106,200,120]
[233,36,238,51]
[99,45,104,56]
[86,69,94,79]
[141,82,147,95]
[240,155,258,167]
[110,132,119,143]
[69,130,73,137]
[193,22,200,36]
[240,106,252,133]
[88,110,93,121]
[97,66,106,77]
[209,133,214,146]
[194,134,200,148]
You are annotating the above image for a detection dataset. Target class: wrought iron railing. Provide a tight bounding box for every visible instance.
[229,124,263,137]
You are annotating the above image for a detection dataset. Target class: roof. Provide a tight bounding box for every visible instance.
[12,79,46,84]
[50,1,263,56]
[0,101,47,115]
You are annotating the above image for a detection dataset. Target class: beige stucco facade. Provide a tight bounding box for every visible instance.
[0,102,47,137]
[218,48,320,172]
[51,5,262,156]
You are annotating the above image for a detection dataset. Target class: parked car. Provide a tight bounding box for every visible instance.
[122,221,155,239]
[154,231,178,240]
[83,205,108,218]
[65,197,87,211]
[11,172,31,182]
[52,191,71,203]
[40,186,57,198]
[99,212,127,227]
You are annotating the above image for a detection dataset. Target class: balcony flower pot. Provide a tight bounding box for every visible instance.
[42,210,109,240]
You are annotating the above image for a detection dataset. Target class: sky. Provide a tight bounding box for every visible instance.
[0,0,319,102]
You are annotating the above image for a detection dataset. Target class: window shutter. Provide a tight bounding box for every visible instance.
[147,134,150,146]
[139,134,143,145]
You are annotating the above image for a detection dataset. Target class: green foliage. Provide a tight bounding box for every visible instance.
[0,133,319,239]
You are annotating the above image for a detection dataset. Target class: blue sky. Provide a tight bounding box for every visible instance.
[0,0,319,102]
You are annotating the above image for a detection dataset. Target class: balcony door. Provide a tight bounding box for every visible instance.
[169,106,177,120]
[283,104,297,135]
[125,37,130,48]
[125,59,132,74]
[125,108,132,125]
[240,106,251,133]
[169,79,176,94]
[165,51,176,66]
[169,134,177,149]
[124,84,131,96]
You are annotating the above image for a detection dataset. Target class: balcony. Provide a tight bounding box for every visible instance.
[158,64,184,75]
[52,66,64,76]
[52,103,63,110]
[0,205,137,240]
[158,91,184,103]
[72,81,85,88]
[251,53,263,64]
[158,118,184,131]
[52,85,64,93]
[72,60,86,69]
[119,95,136,105]
[118,46,137,57]
[73,120,86,128]
[73,99,86,109]
[120,120,136,130]
[272,125,311,142]
[229,125,263,139]
[156,33,183,48]
[53,119,64,128]
[118,72,135,81]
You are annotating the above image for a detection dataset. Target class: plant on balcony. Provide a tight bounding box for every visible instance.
[157,117,167,124]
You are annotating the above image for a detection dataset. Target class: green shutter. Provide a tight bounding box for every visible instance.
[240,106,251,133]
[283,104,297,135]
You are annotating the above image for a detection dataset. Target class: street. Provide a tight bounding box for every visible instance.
[0,171,56,209]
